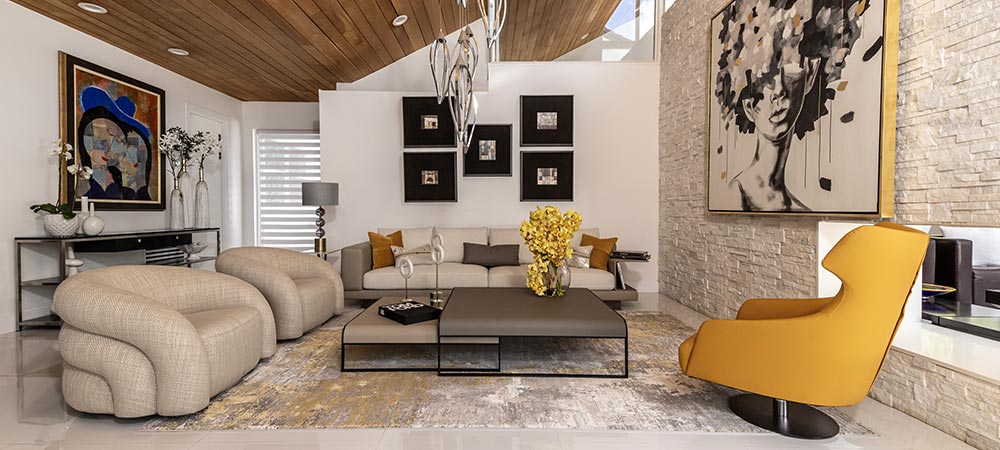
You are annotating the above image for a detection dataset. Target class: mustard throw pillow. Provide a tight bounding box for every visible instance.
[581,234,617,270]
[369,231,403,269]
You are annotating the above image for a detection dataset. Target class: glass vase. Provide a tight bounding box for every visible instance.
[542,260,572,297]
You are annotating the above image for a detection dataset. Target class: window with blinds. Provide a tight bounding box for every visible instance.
[253,130,321,251]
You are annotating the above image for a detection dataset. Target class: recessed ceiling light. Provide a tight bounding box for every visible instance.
[580,33,590,40]
[167,48,190,56]
[392,15,408,27]
[77,2,108,14]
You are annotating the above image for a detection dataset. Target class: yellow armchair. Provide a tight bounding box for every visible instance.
[678,222,928,439]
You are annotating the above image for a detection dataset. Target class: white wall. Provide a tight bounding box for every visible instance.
[240,102,321,245]
[0,1,243,334]
[321,62,660,292]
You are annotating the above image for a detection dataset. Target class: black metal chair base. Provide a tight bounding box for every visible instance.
[729,394,840,440]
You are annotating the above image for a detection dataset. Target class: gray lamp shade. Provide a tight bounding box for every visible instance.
[301,182,339,206]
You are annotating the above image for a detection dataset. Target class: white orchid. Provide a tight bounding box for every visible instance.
[49,139,74,159]
[66,164,93,180]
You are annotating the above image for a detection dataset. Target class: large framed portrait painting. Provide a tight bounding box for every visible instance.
[60,52,166,210]
[707,0,899,216]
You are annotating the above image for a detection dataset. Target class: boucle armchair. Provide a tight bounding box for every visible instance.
[54,266,276,418]
[216,247,344,340]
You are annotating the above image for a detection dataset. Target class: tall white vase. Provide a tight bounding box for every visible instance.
[179,166,195,229]
[194,166,210,228]
[169,184,185,230]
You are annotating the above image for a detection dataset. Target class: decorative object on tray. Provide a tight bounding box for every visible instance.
[180,242,209,261]
[430,232,445,302]
[31,139,91,237]
[399,258,415,301]
[429,1,479,152]
[378,301,442,325]
[160,127,221,230]
[301,182,340,254]
[59,52,166,211]
[520,206,582,297]
[521,151,573,202]
[80,197,105,236]
[403,97,457,148]
[403,152,458,203]
[706,0,898,216]
[464,124,512,177]
[520,95,574,147]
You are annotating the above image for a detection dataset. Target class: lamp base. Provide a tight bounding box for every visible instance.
[729,394,839,440]
[314,237,327,255]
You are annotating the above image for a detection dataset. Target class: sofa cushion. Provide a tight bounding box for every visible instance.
[581,234,618,270]
[487,264,615,290]
[379,227,434,248]
[488,228,533,264]
[941,226,1000,266]
[364,263,488,290]
[434,227,489,263]
[368,231,403,269]
[463,243,520,268]
[184,307,263,396]
[571,228,600,247]
[487,265,532,288]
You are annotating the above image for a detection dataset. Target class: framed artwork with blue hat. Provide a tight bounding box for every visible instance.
[59,52,166,211]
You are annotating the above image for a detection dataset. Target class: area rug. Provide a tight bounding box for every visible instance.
[141,310,874,435]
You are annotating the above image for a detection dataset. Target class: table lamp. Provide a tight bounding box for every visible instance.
[301,182,339,254]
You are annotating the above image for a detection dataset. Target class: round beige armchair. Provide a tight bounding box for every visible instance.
[54,266,276,418]
[216,247,345,340]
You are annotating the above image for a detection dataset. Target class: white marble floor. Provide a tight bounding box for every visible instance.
[0,295,975,450]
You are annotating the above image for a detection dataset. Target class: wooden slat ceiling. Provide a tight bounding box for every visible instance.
[13,0,623,101]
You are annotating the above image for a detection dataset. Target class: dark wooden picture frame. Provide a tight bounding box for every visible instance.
[463,124,512,177]
[60,52,167,211]
[403,97,456,148]
[520,151,574,202]
[520,95,574,147]
[404,152,458,203]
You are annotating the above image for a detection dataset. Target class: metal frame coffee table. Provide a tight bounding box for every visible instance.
[341,288,629,378]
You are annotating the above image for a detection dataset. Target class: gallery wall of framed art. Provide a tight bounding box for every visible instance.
[59,52,167,211]
[705,0,899,217]
[520,151,574,202]
[520,95,573,147]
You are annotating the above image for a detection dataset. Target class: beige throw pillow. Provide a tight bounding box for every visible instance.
[392,244,434,267]
[567,245,593,269]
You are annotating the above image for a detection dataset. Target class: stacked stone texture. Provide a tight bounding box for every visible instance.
[659,0,1000,448]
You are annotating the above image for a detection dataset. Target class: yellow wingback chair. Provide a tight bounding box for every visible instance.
[677,222,928,439]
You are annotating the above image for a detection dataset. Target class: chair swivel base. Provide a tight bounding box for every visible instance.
[729,394,840,440]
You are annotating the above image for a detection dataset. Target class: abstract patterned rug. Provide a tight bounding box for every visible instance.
[142,310,874,435]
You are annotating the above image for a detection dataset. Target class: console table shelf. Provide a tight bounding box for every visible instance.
[14,227,220,331]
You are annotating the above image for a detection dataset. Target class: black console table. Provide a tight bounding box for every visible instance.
[14,228,220,330]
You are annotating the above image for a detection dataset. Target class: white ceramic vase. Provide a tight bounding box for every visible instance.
[194,167,210,228]
[169,186,185,230]
[43,214,80,238]
[179,167,194,229]
[82,204,105,236]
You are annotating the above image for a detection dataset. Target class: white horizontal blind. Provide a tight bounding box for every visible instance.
[254,130,321,251]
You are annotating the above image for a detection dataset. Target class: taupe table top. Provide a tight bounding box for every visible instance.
[438,288,627,338]
[341,297,439,344]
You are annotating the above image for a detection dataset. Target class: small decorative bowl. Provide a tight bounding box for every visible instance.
[180,242,209,260]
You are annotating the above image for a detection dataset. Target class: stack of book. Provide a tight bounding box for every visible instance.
[610,250,650,262]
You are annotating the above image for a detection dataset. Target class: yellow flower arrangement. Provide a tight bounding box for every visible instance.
[519,206,583,297]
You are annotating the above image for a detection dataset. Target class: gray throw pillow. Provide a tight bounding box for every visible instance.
[462,243,520,268]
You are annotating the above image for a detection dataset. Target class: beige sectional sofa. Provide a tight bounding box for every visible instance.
[342,227,637,307]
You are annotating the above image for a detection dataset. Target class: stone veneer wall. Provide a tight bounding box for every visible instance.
[659,0,1000,448]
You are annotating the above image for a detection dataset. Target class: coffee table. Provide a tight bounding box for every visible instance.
[340,289,629,377]
[437,287,628,378]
